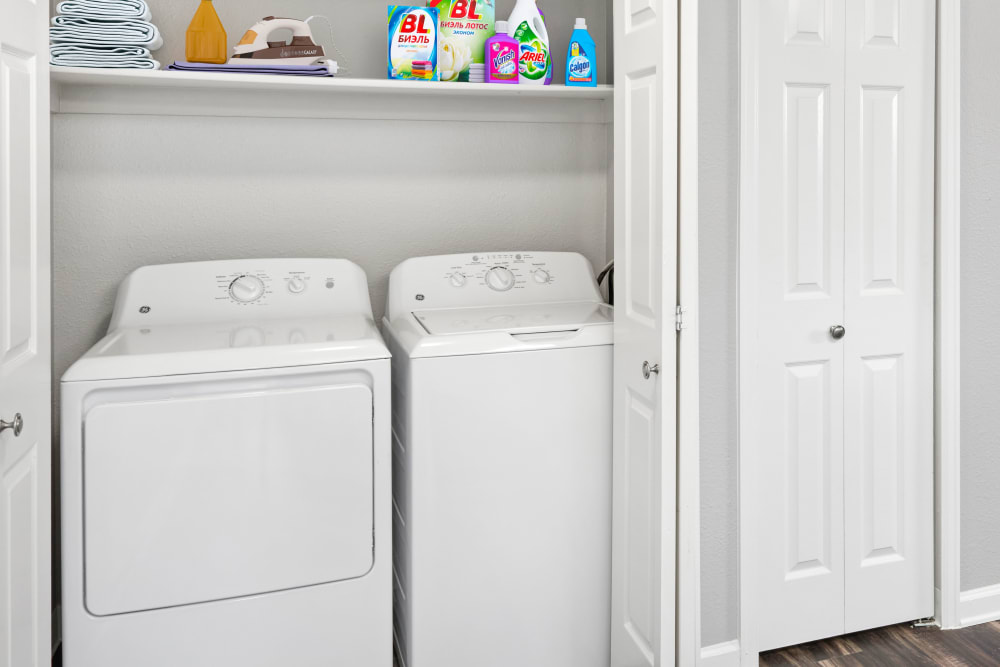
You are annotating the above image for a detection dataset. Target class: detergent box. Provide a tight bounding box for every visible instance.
[388,6,440,80]
[429,0,494,82]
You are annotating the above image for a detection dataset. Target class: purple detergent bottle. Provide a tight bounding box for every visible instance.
[485,20,519,84]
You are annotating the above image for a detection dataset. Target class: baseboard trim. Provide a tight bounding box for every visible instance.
[700,639,740,667]
[959,583,1000,627]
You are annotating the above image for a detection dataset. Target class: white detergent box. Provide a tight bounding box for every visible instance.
[429,0,495,82]
[388,5,440,81]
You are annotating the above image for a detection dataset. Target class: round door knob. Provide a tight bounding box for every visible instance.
[0,413,23,437]
[642,361,660,380]
[830,325,846,340]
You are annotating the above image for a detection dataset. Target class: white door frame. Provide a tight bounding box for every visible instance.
[933,0,962,633]
[677,0,701,663]
[736,0,962,661]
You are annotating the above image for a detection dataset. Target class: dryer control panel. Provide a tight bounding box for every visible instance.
[385,252,605,322]
[109,259,375,330]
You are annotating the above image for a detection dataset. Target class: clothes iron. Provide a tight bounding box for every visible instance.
[229,16,326,66]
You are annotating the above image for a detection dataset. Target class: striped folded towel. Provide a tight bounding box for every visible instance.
[50,44,159,69]
[49,15,162,50]
[55,0,151,21]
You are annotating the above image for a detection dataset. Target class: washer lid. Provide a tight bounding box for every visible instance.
[62,315,389,382]
[414,301,612,336]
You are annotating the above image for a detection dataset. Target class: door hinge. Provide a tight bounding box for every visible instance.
[675,305,688,332]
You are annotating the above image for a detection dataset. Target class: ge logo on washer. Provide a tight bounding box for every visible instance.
[139,306,151,314]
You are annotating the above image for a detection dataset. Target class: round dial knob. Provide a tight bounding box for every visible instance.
[484,267,516,292]
[229,275,266,303]
[449,272,467,288]
[533,269,552,284]
[287,276,306,294]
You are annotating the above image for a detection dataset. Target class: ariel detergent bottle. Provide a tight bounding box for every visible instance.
[508,0,550,85]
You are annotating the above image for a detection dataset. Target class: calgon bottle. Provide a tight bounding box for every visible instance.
[565,17,597,87]
[508,0,551,85]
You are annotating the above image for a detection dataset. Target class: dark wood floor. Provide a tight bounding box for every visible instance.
[52,621,1000,666]
[760,621,1000,666]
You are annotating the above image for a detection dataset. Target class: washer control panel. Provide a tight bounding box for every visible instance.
[216,268,320,307]
[386,252,605,322]
[443,253,563,293]
[110,259,373,329]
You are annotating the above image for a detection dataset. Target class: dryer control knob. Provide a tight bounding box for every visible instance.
[229,275,266,303]
[485,267,516,292]
[533,269,552,284]
[287,276,307,294]
[449,272,467,288]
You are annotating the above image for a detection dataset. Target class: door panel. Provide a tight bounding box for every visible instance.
[751,0,934,651]
[612,0,678,664]
[754,0,846,650]
[843,0,934,632]
[0,1,51,665]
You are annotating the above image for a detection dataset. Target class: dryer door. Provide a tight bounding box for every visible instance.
[80,368,375,616]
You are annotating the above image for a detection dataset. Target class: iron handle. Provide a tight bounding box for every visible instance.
[830,325,846,340]
[642,361,660,380]
[0,413,23,437]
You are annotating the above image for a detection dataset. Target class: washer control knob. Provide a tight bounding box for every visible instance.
[449,272,467,288]
[229,275,266,303]
[484,267,516,292]
[533,269,552,284]
[287,276,307,294]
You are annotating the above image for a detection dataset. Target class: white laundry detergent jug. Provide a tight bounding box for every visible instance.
[507,0,551,85]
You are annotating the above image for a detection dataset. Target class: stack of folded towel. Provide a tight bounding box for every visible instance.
[49,0,163,70]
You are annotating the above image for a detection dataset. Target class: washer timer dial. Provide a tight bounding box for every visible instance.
[484,267,516,292]
[229,275,266,303]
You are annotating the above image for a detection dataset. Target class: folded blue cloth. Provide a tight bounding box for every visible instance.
[166,61,336,77]
[56,0,151,21]
[51,44,158,69]
[50,15,162,50]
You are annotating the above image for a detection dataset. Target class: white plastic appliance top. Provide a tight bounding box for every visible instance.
[63,259,389,382]
[383,252,613,358]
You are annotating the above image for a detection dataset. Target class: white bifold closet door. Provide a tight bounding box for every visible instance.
[751,0,934,651]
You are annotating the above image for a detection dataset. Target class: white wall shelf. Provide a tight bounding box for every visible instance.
[50,67,613,124]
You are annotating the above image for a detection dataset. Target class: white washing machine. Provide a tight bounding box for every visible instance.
[383,251,613,667]
[61,259,392,667]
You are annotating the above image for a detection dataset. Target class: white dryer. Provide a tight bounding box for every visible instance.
[61,259,392,667]
[383,252,613,667]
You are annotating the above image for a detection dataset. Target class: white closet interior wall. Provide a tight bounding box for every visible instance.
[51,0,614,391]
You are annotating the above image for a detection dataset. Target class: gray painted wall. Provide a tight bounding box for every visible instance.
[960,0,1000,593]
[699,0,739,648]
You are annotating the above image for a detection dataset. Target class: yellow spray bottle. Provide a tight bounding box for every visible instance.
[186,0,227,64]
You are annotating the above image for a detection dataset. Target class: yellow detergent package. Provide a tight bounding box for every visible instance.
[429,0,495,82]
